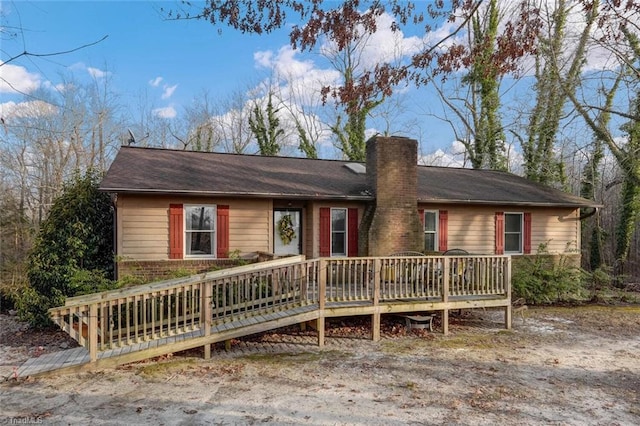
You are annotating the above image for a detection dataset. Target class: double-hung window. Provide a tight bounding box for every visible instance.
[185,205,216,257]
[423,210,438,252]
[331,208,347,256]
[504,213,523,253]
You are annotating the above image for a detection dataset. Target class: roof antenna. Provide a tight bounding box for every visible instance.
[126,129,136,146]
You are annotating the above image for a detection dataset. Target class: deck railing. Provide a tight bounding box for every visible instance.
[321,255,509,302]
[49,254,510,362]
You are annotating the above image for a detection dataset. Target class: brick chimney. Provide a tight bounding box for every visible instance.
[360,136,423,256]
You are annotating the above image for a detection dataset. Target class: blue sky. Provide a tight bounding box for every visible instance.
[2,1,468,159]
[0,1,628,165]
[2,1,290,113]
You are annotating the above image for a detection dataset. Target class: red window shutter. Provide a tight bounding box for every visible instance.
[169,204,184,259]
[418,209,424,226]
[438,210,448,252]
[319,208,331,257]
[348,208,359,257]
[495,212,504,255]
[524,212,532,254]
[217,205,230,258]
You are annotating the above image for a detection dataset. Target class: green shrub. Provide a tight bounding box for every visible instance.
[69,269,122,295]
[117,274,146,288]
[14,285,52,327]
[167,267,193,279]
[512,245,587,304]
[0,278,27,313]
[25,170,116,328]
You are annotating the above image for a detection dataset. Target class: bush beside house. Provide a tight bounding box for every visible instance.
[18,171,117,327]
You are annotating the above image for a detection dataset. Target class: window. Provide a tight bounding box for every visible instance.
[331,208,347,256]
[319,207,358,257]
[504,213,523,253]
[185,205,216,257]
[423,210,438,252]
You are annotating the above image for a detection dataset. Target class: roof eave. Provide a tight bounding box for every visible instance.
[418,198,602,208]
[98,187,374,201]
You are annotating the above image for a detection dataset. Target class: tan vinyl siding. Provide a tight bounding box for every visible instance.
[118,199,168,260]
[227,200,270,254]
[421,205,580,255]
[446,207,495,254]
[305,207,314,257]
[531,208,580,253]
[117,195,271,261]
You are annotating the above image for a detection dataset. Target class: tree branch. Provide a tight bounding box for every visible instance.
[1,35,109,67]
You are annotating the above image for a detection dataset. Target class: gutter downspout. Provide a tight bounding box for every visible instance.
[110,193,118,280]
[558,206,599,222]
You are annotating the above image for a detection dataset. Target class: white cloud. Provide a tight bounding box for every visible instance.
[253,51,273,68]
[0,62,41,94]
[420,141,470,168]
[87,67,109,79]
[69,62,111,79]
[149,76,163,87]
[55,82,73,92]
[0,100,57,119]
[161,84,178,100]
[254,45,341,107]
[152,106,177,119]
[320,12,425,71]
[250,11,456,110]
[255,46,325,80]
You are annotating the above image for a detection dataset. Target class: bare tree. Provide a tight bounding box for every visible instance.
[211,88,255,154]
[166,1,542,162]
[163,90,220,152]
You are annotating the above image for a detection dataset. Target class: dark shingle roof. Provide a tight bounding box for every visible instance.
[416,166,596,207]
[100,146,598,208]
[100,147,370,200]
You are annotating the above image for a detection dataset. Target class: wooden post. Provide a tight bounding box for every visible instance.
[373,258,381,306]
[202,280,212,359]
[372,258,381,342]
[372,311,381,342]
[505,256,512,330]
[318,259,327,310]
[442,257,450,303]
[88,304,98,362]
[318,259,327,347]
[317,316,325,347]
[442,309,449,336]
[103,303,110,350]
[442,257,450,335]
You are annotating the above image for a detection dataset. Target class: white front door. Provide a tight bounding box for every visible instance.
[274,210,302,255]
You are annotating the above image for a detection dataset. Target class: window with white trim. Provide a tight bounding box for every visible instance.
[185,205,216,257]
[424,210,438,252]
[504,213,523,253]
[331,208,347,256]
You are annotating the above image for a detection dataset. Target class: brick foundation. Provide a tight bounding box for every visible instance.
[117,259,249,282]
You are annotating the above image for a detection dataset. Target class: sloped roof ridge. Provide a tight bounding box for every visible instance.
[119,145,364,165]
[417,163,512,173]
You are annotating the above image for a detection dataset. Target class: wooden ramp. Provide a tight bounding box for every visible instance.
[21,254,512,378]
[16,304,319,378]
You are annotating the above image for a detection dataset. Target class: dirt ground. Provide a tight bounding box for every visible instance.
[1,305,639,426]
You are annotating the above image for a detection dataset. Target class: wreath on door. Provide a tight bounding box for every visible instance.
[277,214,296,245]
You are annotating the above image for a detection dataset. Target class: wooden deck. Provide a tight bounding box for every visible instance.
[16,254,512,378]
